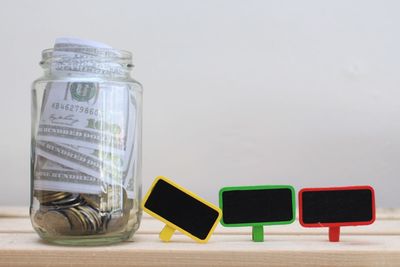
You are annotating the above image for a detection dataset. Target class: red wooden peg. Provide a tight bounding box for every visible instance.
[329,226,340,242]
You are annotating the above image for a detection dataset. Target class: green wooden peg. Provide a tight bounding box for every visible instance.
[252,225,264,242]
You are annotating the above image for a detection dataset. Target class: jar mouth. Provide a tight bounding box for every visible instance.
[40,47,133,68]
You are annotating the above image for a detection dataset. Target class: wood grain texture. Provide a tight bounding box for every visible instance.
[0,207,399,267]
[0,233,399,267]
[1,215,399,236]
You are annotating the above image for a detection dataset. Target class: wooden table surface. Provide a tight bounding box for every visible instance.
[0,206,399,266]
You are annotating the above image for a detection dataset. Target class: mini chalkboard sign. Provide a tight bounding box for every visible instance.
[219,185,296,242]
[299,186,376,242]
[142,176,222,243]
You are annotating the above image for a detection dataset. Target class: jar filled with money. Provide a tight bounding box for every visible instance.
[30,38,142,245]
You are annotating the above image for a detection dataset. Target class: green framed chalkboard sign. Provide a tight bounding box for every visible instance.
[219,185,296,242]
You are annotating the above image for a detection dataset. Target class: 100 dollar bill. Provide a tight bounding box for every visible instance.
[37,82,133,154]
[34,156,103,194]
[34,156,135,197]
[34,82,137,197]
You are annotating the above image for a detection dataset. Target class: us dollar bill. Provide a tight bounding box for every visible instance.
[34,82,137,197]
[38,80,137,166]
[51,37,124,77]
[37,82,134,154]
[35,142,136,197]
[34,38,138,198]
[36,141,123,182]
[34,156,104,195]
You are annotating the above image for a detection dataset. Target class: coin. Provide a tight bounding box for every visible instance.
[52,194,82,209]
[84,206,102,230]
[35,190,71,204]
[32,210,46,229]
[80,194,101,210]
[64,208,85,234]
[42,210,71,235]
[77,206,98,233]
[34,183,136,236]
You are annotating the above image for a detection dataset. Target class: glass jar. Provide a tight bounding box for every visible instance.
[30,42,142,245]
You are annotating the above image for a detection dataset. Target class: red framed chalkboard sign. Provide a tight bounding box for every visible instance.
[298,186,376,242]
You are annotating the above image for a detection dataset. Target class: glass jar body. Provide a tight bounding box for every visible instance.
[30,74,142,245]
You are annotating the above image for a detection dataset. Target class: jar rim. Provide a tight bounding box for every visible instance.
[39,48,134,72]
[41,47,133,62]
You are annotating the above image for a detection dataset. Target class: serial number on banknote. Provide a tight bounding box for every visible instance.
[51,102,101,116]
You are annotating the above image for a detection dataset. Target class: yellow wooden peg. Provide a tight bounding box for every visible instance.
[159,225,176,242]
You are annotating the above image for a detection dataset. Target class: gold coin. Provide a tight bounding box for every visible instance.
[77,206,98,233]
[69,207,88,233]
[83,206,102,230]
[64,208,85,234]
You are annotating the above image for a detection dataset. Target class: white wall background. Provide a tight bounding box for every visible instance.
[0,0,399,207]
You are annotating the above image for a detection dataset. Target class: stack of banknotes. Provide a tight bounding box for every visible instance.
[32,38,139,236]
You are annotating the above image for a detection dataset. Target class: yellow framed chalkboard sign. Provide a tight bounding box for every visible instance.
[142,176,222,243]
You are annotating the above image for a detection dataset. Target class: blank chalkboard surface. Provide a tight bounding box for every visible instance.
[300,188,374,224]
[144,178,220,240]
[220,186,295,226]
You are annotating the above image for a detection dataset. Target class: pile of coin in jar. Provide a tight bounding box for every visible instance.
[32,188,139,236]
